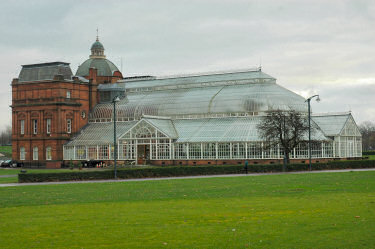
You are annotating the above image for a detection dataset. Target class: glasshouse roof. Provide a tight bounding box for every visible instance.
[90,69,308,121]
[312,113,351,136]
[66,116,328,146]
[119,69,276,89]
[65,121,136,146]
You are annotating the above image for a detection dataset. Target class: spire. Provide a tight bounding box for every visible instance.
[90,31,105,59]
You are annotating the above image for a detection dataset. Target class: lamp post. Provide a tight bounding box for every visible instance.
[306,95,320,171]
[113,96,120,179]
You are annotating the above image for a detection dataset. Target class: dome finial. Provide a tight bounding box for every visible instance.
[96,28,99,41]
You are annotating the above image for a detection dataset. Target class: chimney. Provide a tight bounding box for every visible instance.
[89,67,97,83]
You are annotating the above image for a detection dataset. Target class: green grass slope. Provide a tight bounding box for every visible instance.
[1,171,374,248]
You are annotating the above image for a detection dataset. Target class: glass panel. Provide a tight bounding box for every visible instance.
[189,143,201,159]
[232,143,246,159]
[75,145,86,160]
[218,143,230,159]
[202,143,216,159]
[174,143,187,159]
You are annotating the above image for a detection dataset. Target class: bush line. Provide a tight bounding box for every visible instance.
[18,160,375,183]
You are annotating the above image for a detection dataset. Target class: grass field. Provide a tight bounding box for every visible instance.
[0,168,81,175]
[0,168,87,184]
[1,171,375,248]
[0,145,11,157]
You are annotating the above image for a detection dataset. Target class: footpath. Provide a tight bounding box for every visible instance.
[1,168,375,187]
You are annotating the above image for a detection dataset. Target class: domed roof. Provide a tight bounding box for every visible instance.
[76,36,122,77]
[91,40,104,50]
[76,58,120,77]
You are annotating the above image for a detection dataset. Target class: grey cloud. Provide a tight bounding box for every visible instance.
[1,0,375,128]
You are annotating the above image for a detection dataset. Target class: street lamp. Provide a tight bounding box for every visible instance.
[306,95,320,171]
[113,96,120,179]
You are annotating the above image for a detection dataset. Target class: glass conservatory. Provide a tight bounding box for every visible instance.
[63,69,362,164]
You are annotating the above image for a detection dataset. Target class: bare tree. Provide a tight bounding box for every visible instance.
[0,125,12,145]
[257,110,310,164]
[359,121,375,151]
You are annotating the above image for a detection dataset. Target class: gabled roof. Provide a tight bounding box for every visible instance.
[142,116,178,139]
[312,112,358,136]
[119,116,178,140]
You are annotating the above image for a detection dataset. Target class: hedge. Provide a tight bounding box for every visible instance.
[363,151,375,155]
[18,160,375,183]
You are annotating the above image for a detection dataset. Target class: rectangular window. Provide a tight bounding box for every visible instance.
[32,120,38,134]
[188,143,201,159]
[63,146,74,160]
[67,119,72,133]
[46,118,51,134]
[33,147,38,160]
[46,147,52,160]
[98,145,109,159]
[20,120,25,135]
[218,143,230,159]
[202,143,216,159]
[66,91,71,99]
[20,147,25,160]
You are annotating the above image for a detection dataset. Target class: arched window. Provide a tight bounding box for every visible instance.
[33,147,38,160]
[20,147,25,160]
[46,147,52,160]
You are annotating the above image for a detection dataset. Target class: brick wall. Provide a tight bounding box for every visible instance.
[11,77,92,167]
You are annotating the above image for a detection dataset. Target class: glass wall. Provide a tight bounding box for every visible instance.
[64,140,339,161]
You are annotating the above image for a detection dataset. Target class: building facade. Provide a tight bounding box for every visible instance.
[11,38,122,168]
[12,39,362,168]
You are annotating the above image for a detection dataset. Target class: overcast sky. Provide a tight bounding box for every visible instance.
[1,0,374,129]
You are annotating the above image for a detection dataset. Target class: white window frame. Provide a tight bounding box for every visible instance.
[20,147,25,160]
[33,147,38,160]
[32,119,38,134]
[46,118,51,134]
[20,120,25,135]
[66,91,71,99]
[46,146,52,160]
[67,119,72,134]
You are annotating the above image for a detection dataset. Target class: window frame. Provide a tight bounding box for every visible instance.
[20,147,25,160]
[32,119,38,134]
[67,119,72,134]
[20,120,25,135]
[46,118,51,134]
[46,146,52,160]
[33,147,38,160]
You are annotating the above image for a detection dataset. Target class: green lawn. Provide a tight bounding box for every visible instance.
[0,145,12,157]
[0,176,17,183]
[1,171,375,248]
[0,168,93,175]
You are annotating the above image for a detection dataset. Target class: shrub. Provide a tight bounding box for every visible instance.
[363,151,375,155]
[18,160,375,183]
[69,160,74,170]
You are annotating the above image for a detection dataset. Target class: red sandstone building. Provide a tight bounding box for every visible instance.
[11,38,122,167]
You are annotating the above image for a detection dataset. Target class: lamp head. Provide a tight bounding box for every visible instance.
[113,96,120,102]
[316,95,321,102]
